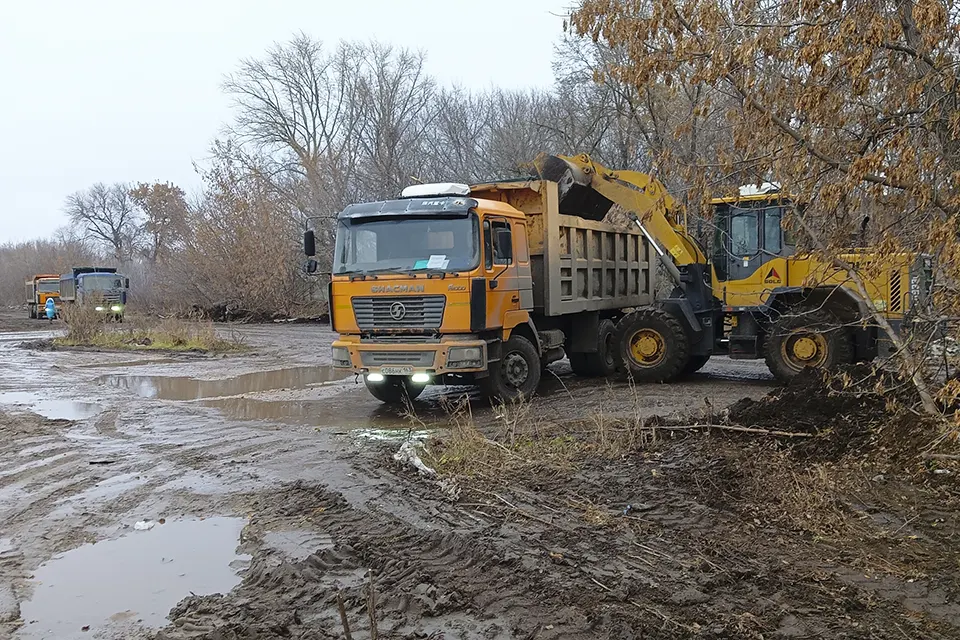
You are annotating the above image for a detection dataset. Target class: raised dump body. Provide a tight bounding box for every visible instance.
[469,179,653,317]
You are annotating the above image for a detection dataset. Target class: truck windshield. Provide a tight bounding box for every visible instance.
[81,275,124,290]
[37,282,59,293]
[334,213,480,275]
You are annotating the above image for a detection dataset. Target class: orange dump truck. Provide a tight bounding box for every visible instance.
[303,175,656,403]
[25,274,61,319]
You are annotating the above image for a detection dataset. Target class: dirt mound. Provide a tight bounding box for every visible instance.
[728,365,939,462]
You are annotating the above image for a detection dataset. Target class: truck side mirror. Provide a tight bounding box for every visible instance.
[305,259,318,274]
[495,229,513,264]
[125,278,130,289]
[304,229,316,257]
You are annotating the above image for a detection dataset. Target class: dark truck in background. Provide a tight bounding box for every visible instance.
[59,267,130,321]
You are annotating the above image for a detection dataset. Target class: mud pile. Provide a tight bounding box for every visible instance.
[727,365,939,462]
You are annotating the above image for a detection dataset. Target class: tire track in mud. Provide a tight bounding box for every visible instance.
[156,481,631,640]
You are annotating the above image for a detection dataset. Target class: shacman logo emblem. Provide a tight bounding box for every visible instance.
[764,266,782,284]
[389,302,407,321]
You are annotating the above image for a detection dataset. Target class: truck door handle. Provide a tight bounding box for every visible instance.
[511,295,519,302]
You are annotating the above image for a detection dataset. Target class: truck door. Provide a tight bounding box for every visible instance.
[483,218,520,328]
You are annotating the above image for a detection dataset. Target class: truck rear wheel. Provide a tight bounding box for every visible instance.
[480,335,541,401]
[364,376,426,405]
[569,319,617,377]
[615,309,690,382]
[764,310,853,381]
[28,305,36,319]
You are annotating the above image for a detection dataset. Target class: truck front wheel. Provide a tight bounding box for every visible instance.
[480,335,541,401]
[615,309,690,383]
[364,376,426,405]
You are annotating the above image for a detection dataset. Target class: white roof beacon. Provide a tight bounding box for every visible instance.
[738,182,781,197]
[400,183,471,198]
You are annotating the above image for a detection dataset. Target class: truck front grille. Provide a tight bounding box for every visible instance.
[360,351,436,367]
[352,296,445,330]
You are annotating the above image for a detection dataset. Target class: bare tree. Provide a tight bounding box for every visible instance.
[64,183,139,263]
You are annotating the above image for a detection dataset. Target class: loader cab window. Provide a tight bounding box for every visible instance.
[764,207,782,254]
[730,209,760,256]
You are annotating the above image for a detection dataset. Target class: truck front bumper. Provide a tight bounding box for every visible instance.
[331,337,487,376]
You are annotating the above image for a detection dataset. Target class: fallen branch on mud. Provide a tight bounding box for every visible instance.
[655,424,815,438]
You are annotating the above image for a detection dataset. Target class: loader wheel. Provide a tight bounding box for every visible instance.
[615,308,690,383]
[764,310,853,381]
[480,335,541,401]
[364,375,425,405]
[569,319,618,377]
[682,355,711,376]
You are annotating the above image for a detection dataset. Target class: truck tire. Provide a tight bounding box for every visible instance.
[364,376,426,405]
[764,310,854,381]
[569,319,617,377]
[682,355,711,376]
[28,305,36,319]
[480,335,541,401]
[615,308,690,383]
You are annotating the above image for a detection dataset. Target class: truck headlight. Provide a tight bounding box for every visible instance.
[110,305,122,312]
[332,346,351,367]
[447,346,483,369]
[94,306,105,312]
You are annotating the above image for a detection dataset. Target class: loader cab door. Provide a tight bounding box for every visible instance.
[712,201,793,284]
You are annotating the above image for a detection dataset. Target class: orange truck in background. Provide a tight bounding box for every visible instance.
[25,274,61,319]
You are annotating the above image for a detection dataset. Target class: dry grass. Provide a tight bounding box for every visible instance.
[55,306,243,353]
[418,389,664,481]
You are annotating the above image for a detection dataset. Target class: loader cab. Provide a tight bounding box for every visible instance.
[711,189,795,284]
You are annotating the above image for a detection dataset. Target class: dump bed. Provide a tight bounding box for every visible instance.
[471,179,653,317]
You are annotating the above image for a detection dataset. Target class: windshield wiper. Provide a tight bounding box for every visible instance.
[346,266,409,281]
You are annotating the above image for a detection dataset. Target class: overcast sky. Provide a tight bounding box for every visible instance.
[0,0,569,243]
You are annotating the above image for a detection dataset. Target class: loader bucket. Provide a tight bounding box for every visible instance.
[534,154,613,221]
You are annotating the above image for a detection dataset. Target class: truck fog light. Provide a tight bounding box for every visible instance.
[332,346,351,367]
[448,347,481,362]
[411,373,431,384]
[366,373,385,382]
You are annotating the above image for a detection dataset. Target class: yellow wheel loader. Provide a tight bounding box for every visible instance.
[537,154,933,382]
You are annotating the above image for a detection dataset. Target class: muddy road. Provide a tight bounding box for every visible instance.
[0,310,957,639]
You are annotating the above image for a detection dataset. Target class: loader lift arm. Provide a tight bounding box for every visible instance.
[534,153,721,375]
[534,153,708,280]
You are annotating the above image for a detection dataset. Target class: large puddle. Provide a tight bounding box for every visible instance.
[100,366,348,401]
[18,517,247,639]
[0,391,101,421]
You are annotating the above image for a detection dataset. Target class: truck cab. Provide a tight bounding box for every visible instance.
[25,274,61,319]
[322,185,535,402]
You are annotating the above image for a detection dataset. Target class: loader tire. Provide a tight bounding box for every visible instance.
[569,319,618,377]
[764,310,854,382]
[480,335,541,402]
[682,355,711,376]
[615,308,690,383]
[364,376,425,405]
